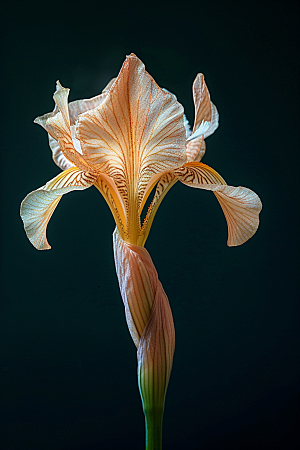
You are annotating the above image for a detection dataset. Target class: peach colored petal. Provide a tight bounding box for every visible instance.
[186,76,219,162]
[194,139,206,162]
[186,135,205,162]
[68,92,108,126]
[102,77,117,93]
[174,162,262,246]
[140,172,177,247]
[20,168,96,250]
[192,73,212,132]
[34,82,95,174]
[48,134,75,171]
[203,102,219,139]
[77,54,187,213]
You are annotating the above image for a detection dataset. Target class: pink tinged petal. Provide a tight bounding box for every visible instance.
[203,102,219,139]
[174,162,262,246]
[77,54,187,211]
[192,73,212,132]
[195,139,206,161]
[186,76,219,162]
[113,230,175,420]
[20,168,97,250]
[187,138,206,162]
[186,120,209,162]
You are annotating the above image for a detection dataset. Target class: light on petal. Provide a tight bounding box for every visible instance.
[174,162,262,245]
[20,168,97,250]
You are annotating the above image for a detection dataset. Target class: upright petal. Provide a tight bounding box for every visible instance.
[203,102,219,139]
[185,75,219,162]
[113,230,175,447]
[34,82,96,174]
[20,168,97,250]
[174,162,262,246]
[77,54,187,213]
[68,92,108,126]
[192,73,212,132]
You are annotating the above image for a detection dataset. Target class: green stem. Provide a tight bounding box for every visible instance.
[145,408,163,450]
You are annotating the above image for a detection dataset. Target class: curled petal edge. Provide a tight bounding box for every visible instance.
[20,167,96,250]
[174,162,262,246]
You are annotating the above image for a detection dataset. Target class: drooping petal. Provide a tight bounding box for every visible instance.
[174,162,262,246]
[113,229,175,446]
[20,168,97,250]
[77,54,187,212]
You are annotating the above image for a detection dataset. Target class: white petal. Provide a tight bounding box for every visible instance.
[184,115,193,139]
[187,119,210,141]
[20,168,97,250]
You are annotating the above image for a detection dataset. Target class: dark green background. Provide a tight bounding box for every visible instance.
[1,1,299,449]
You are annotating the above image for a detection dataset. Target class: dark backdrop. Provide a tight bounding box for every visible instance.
[1,1,299,449]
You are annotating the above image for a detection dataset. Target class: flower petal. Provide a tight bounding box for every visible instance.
[204,102,219,139]
[174,162,262,246]
[186,137,206,162]
[48,135,75,171]
[34,82,96,174]
[77,54,187,211]
[186,75,219,162]
[20,168,96,250]
[102,77,117,93]
[184,114,192,139]
[192,73,212,132]
[140,172,177,247]
[68,92,108,126]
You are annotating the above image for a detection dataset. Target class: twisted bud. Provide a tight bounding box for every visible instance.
[113,230,175,449]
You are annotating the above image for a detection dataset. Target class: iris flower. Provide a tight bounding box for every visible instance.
[20,54,262,449]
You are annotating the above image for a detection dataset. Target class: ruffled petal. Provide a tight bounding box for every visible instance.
[77,54,187,211]
[68,92,108,126]
[48,135,75,171]
[185,75,219,162]
[20,168,97,250]
[174,162,262,246]
[34,82,95,173]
